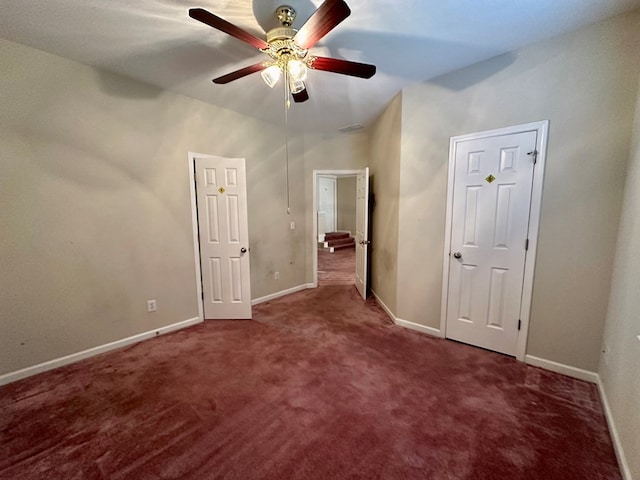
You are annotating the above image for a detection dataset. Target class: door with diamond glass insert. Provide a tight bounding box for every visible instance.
[445,130,537,355]
[195,155,251,319]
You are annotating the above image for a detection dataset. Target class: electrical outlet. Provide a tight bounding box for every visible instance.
[147,299,157,312]
[290,221,295,230]
[274,272,280,280]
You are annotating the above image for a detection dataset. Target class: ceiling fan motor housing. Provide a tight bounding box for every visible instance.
[265,6,311,64]
[266,26,297,43]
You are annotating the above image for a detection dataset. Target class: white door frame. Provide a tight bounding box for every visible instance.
[312,169,361,288]
[188,152,206,322]
[440,121,549,361]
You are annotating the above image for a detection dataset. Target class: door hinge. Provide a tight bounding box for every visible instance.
[527,150,538,164]
[518,319,522,331]
[525,238,529,251]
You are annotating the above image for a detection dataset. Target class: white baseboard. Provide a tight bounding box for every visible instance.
[371,290,397,323]
[597,376,632,480]
[252,283,314,305]
[0,316,202,386]
[394,318,444,338]
[524,354,599,383]
[371,290,443,338]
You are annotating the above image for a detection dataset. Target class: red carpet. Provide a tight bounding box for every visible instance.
[0,286,621,479]
[318,247,355,285]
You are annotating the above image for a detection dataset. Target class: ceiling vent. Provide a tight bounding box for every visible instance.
[338,123,363,133]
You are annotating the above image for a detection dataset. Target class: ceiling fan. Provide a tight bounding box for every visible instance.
[189,0,376,103]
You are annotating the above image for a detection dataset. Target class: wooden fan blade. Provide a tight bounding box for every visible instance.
[309,56,376,78]
[213,62,268,84]
[293,0,351,50]
[292,85,309,103]
[189,8,269,50]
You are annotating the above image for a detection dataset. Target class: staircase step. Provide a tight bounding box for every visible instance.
[328,237,355,247]
[324,232,350,240]
[332,242,355,251]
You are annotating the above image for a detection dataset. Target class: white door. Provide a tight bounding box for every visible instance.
[355,168,370,299]
[318,176,336,238]
[445,131,537,355]
[195,156,251,319]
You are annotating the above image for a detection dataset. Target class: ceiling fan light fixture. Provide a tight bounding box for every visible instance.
[261,65,282,88]
[191,1,376,101]
[289,77,305,94]
[288,59,308,82]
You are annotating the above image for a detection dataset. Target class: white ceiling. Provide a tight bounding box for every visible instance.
[2,0,639,133]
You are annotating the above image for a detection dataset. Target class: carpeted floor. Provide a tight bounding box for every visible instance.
[318,246,355,285]
[0,286,621,479]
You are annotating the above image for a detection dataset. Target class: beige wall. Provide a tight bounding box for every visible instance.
[369,94,402,312]
[599,74,640,480]
[0,39,307,374]
[337,176,356,234]
[394,10,640,370]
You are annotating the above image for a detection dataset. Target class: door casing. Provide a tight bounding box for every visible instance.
[440,121,549,361]
[312,169,365,289]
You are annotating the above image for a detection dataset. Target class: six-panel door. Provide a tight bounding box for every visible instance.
[445,131,537,355]
[195,156,251,319]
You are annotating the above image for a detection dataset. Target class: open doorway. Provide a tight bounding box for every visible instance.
[312,169,370,297]
[317,174,356,285]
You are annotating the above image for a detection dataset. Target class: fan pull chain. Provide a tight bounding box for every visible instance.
[284,66,291,215]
